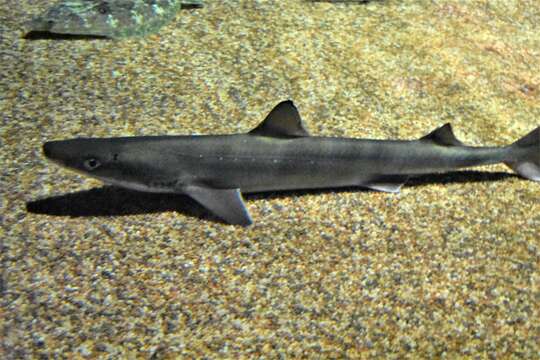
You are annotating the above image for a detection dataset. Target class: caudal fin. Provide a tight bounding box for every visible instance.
[506,127,540,181]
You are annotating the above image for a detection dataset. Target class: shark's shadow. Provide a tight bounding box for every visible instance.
[27,171,517,220]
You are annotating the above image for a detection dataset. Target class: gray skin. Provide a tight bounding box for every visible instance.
[43,101,539,225]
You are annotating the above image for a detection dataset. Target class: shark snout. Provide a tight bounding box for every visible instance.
[43,138,110,168]
[42,141,57,160]
[43,140,70,164]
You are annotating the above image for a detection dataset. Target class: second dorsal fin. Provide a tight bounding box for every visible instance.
[421,123,464,146]
[249,100,310,138]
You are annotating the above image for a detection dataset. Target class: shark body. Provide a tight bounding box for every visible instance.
[43,101,539,225]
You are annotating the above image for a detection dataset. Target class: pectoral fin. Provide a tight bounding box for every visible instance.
[183,186,252,225]
[361,175,409,193]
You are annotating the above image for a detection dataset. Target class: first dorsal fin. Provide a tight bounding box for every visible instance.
[421,123,464,146]
[249,100,310,138]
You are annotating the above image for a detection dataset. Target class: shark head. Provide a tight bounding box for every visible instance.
[44,138,125,179]
[28,1,120,37]
[43,138,172,192]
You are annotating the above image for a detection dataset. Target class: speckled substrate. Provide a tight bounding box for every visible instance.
[1,0,539,358]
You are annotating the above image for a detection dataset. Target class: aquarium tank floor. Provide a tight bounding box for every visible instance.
[1,0,539,357]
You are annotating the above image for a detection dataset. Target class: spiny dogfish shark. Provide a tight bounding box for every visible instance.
[28,0,204,38]
[43,100,540,225]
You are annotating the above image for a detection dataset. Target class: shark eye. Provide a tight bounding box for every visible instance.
[83,158,101,171]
